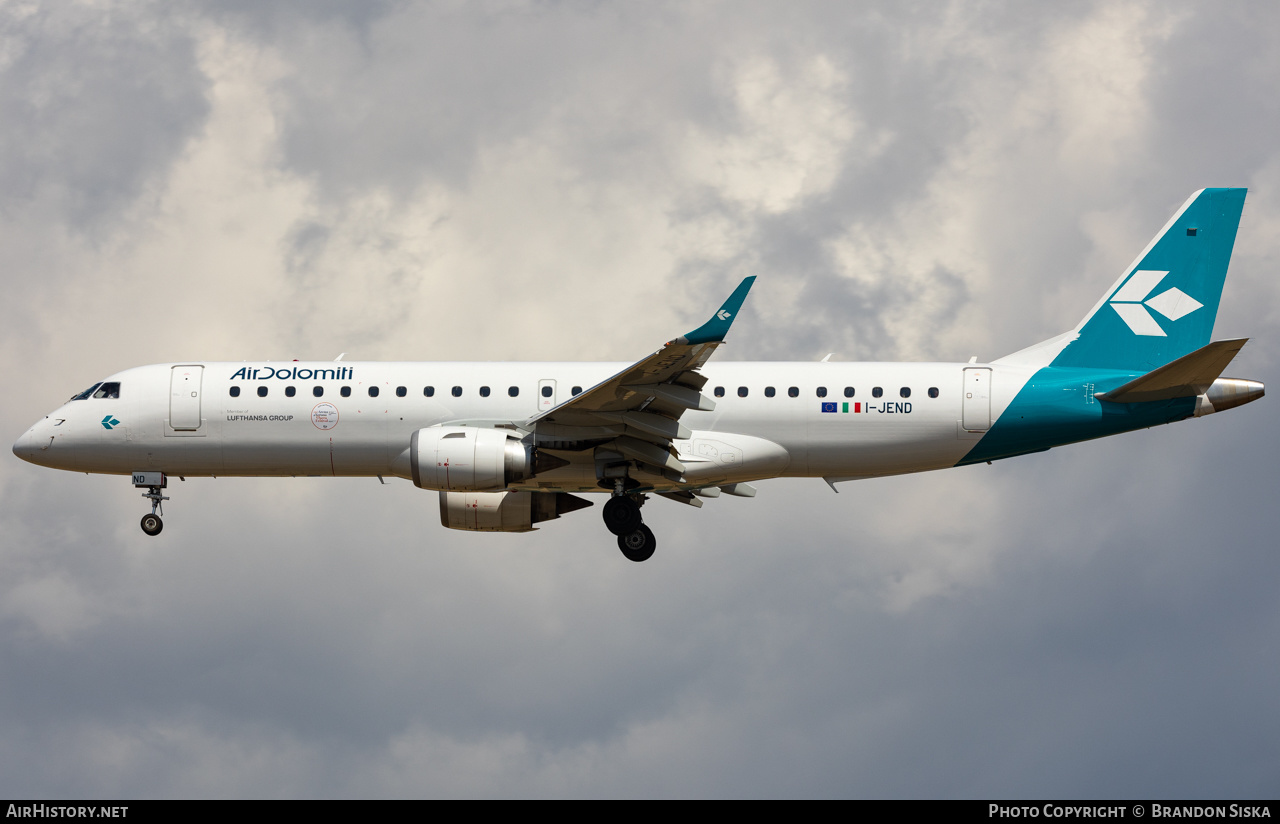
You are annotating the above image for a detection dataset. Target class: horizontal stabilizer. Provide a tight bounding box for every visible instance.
[1096,338,1248,403]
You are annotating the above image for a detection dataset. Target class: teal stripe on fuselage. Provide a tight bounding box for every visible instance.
[957,367,1196,465]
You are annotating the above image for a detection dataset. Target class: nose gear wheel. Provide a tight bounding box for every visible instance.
[140,513,163,536]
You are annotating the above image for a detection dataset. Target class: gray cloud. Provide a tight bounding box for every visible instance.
[0,4,209,230]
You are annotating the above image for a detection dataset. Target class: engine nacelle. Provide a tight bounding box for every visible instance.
[439,490,592,532]
[411,427,533,491]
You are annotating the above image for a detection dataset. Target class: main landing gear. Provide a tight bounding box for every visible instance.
[133,471,169,537]
[603,490,656,562]
[617,525,656,563]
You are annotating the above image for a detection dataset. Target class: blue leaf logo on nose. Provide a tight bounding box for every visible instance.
[101,415,120,430]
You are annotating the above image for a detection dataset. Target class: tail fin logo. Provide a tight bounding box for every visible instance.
[1108,270,1203,337]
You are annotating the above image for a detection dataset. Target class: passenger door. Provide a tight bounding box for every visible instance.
[169,365,204,431]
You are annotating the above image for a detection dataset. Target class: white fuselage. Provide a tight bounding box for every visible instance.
[13,360,1030,490]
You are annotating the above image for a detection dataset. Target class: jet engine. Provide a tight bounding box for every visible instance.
[410,426,538,491]
[439,490,592,532]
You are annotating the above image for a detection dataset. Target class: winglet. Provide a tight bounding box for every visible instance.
[677,277,756,345]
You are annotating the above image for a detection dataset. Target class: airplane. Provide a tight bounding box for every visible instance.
[12,188,1265,562]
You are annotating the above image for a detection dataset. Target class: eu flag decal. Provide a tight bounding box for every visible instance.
[821,402,837,413]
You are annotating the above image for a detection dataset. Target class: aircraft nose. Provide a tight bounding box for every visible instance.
[13,430,33,462]
[12,424,44,464]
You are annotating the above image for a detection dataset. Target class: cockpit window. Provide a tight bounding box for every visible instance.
[70,383,102,401]
[92,382,121,399]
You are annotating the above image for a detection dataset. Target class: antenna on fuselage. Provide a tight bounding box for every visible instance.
[334,353,346,362]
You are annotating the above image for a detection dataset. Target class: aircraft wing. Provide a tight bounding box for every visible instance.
[521,277,755,486]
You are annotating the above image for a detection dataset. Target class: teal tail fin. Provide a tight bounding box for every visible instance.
[1000,189,1247,372]
[1052,188,1246,371]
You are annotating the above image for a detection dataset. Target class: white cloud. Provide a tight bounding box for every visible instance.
[681,55,874,215]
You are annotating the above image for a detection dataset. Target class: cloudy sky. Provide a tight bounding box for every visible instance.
[3,0,1279,798]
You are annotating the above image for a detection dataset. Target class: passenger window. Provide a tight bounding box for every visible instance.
[541,386,553,398]
[714,386,725,398]
[285,386,296,397]
[230,386,241,398]
[572,386,582,396]
[928,387,939,399]
[737,387,748,398]
[257,386,268,398]
[816,387,827,398]
[368,386,379,398]
[396,386,407,397]
[340,386,351,398]
[508,386,519,397]
[844,387,855,398]
[788,387,799,398]
[872,387,883,398]
[313,386,324,398]
[480,386,491,397]
[900,387,911,398]
[424,386,435,397]
[93,382,121,399]
[452,386,462,397]
[765,386,776,398]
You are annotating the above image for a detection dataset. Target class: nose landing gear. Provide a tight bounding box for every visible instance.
[132,471,169,537]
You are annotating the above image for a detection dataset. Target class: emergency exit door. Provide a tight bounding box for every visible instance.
[537,379,557,412]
